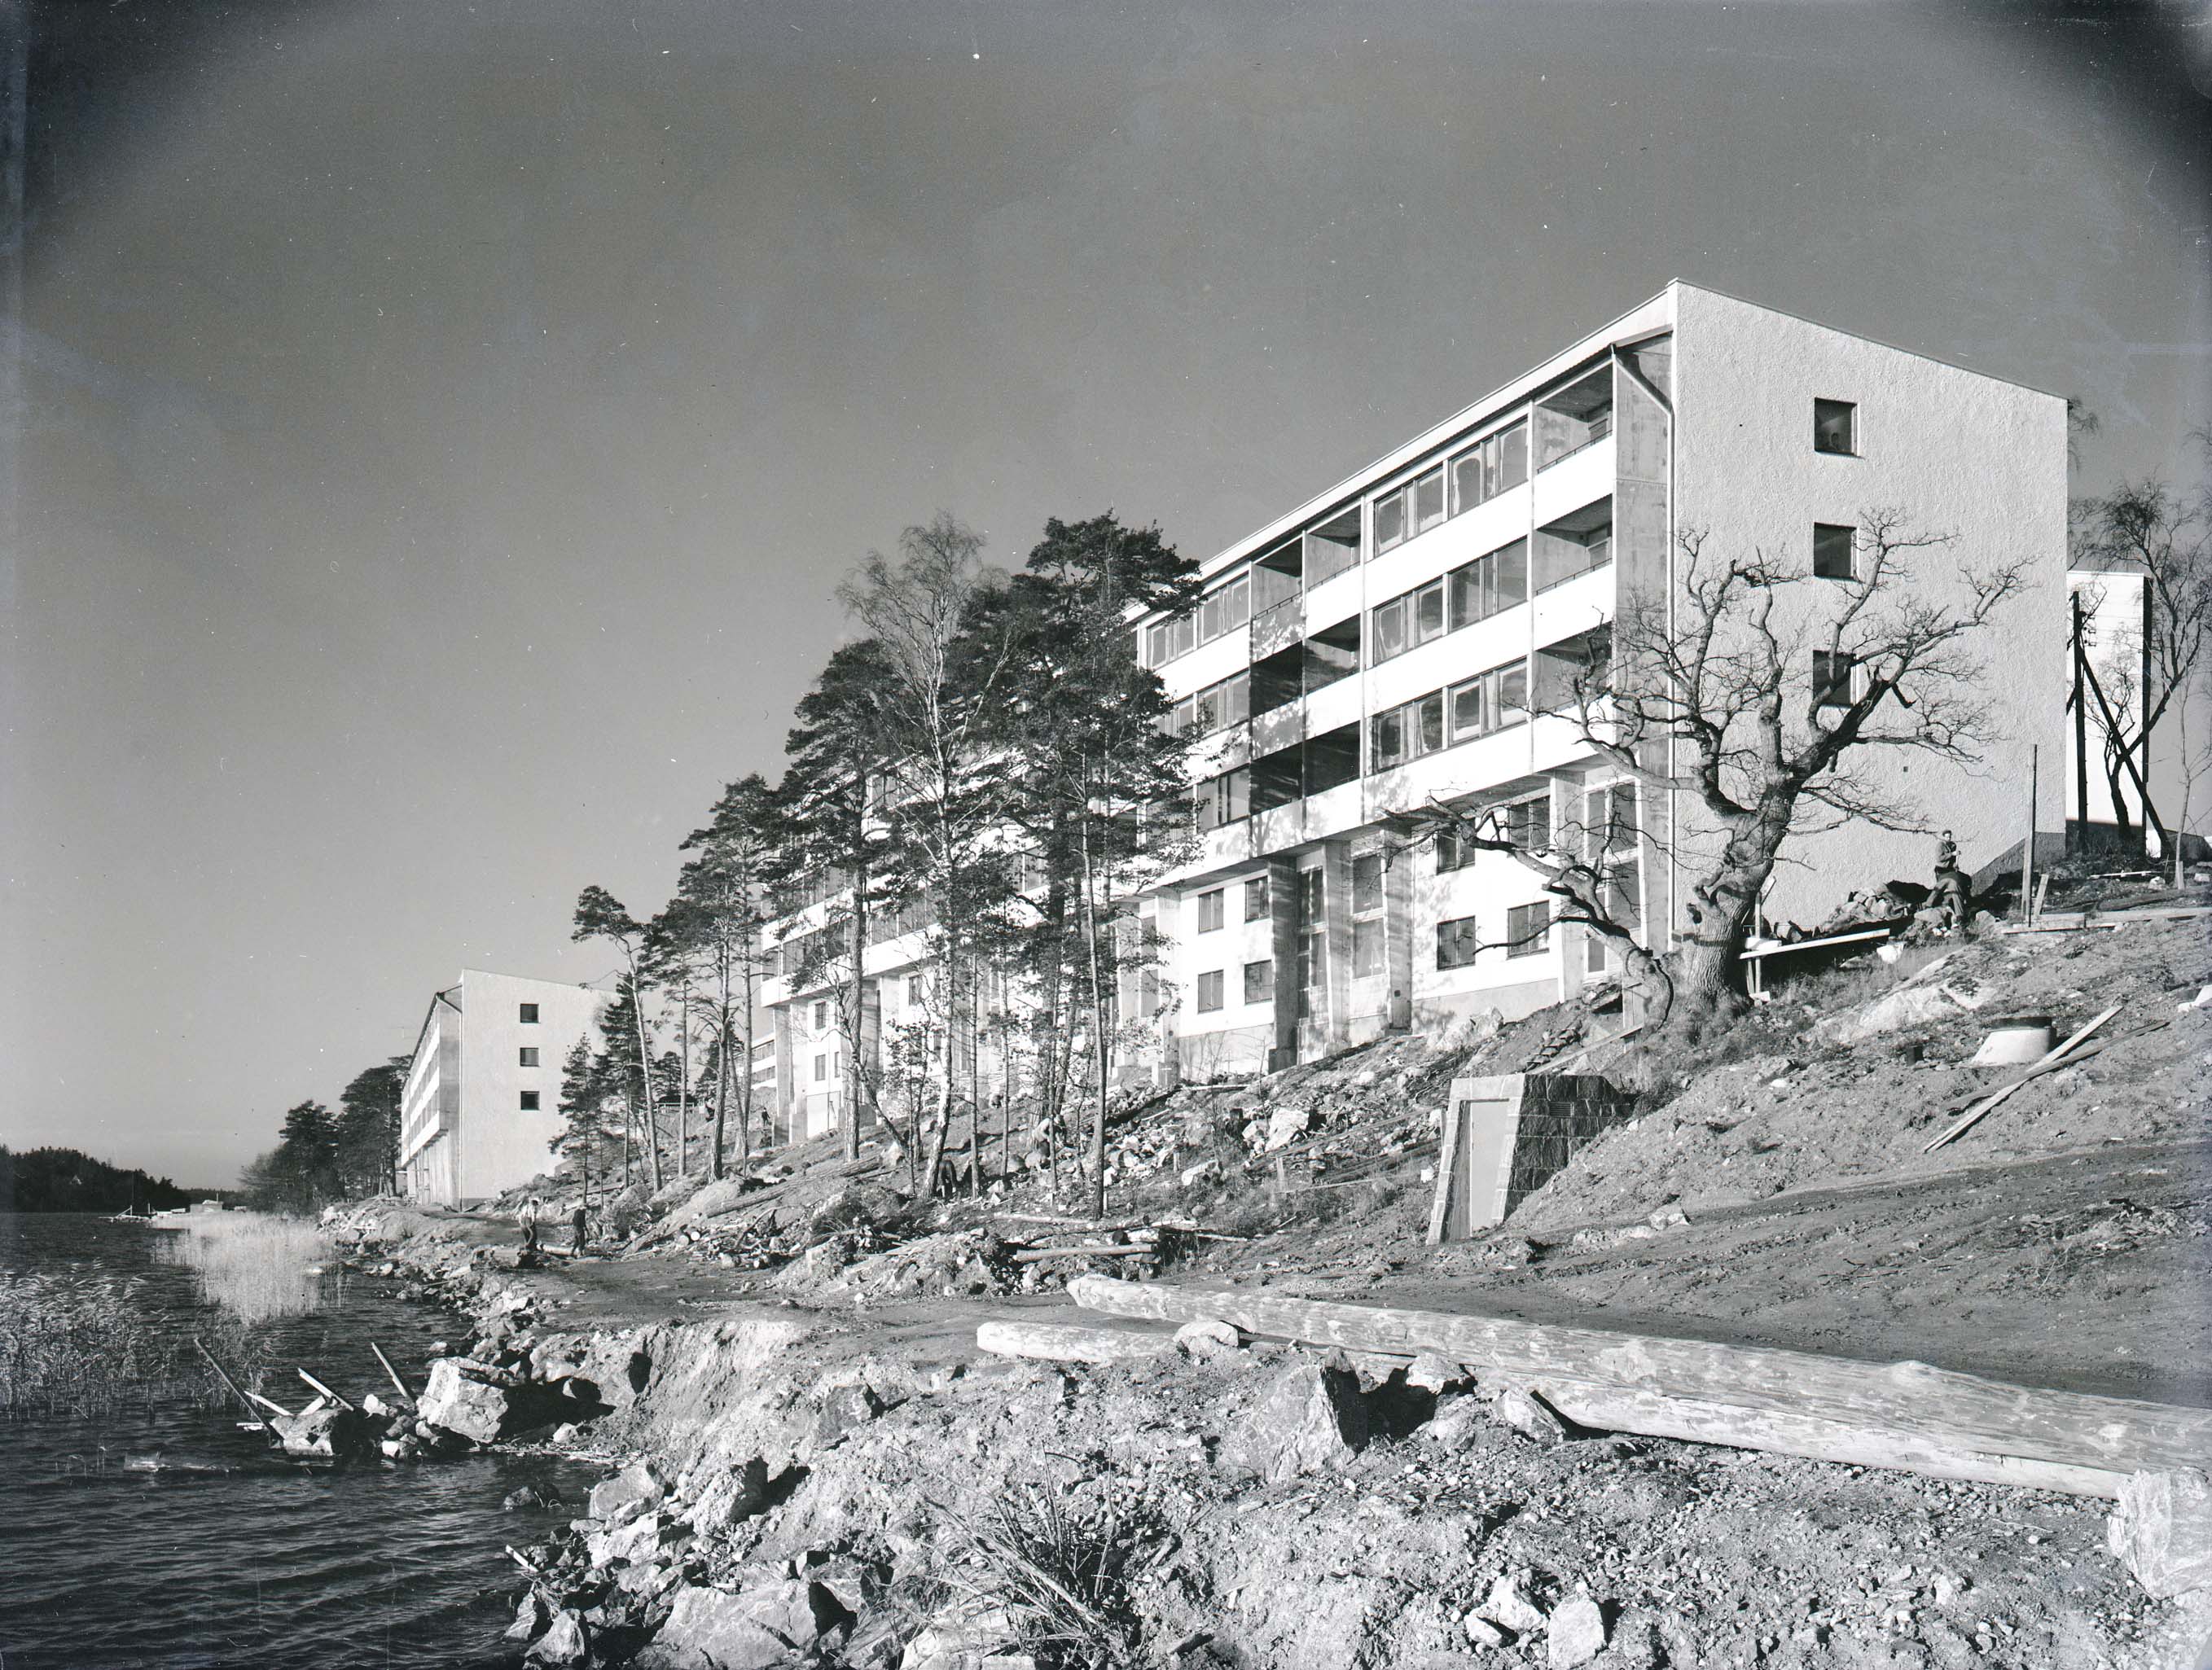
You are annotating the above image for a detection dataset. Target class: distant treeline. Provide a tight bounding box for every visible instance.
[0,1146,202,1213]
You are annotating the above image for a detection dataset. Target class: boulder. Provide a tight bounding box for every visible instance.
[590,1459,665,1522]
[1492,1383,1570,1445]
[1548,1593,1608,1667]
[1407,1352,1471,1394]
[416,1358,511,1445]
[810,1383,885,1449]
[1480,1572,1547,1635]
[685,1457,770,1533]
[1265,1104,1315,1151]
[638,1580,854,1670]
[2109,1466,2212,1599]
[526,1609,588,1666]
[1174,1318,1244,1361]
[1233,1361,1369,1482]
[276,1405,376,1460]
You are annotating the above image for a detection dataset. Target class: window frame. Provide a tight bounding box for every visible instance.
[1506,901,1551,958]
[1813,398,1858,457]
[519,1047,540,1068]
[1196,888,1227,933]
[1436,914,1482,970]
[518,1003,540,1023]
[1243,958,1275,1005]
[1196,969,1226,1013]
[1813,522,1857,581]
[520,1090,541,1111]
[1812,648,1858,711]
[1244,875,1270,923]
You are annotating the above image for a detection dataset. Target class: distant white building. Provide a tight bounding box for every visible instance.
[398,969,610,1205]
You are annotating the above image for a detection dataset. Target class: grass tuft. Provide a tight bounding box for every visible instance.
[930,1482,1163,1668]
[156,1212,336,1325]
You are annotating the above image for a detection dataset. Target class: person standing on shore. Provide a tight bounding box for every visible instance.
[518,1194,540,1255]
[571,1200,589,1255]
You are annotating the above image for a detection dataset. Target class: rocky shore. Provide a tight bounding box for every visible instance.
[329,1200,2210,1670]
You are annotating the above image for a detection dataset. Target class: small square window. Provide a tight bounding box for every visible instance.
[519,1090,541,1111]
[519,1047,540,1068]
[1813,522,1856,581]
[1506,901,1551,958]
[1244,876,1271,922]
[1197,888,1226,932]
[1243,959,1275,1004]
[1436,915,1481,970]
[1196,970,1226,1012]
[518,1003,539,1023]
[1814,398,1856,455]
[1813,649,1857,710]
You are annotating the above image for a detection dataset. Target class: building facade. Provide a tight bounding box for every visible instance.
[761,281,2068,1112]
[398,969,612,1204]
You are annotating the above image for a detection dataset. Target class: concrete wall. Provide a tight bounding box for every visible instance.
[449,971,609,1205]
[1432,1072,1638,1239]
[1672,284,2068,928]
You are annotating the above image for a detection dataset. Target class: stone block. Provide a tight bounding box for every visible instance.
[639,1579,854,1670]
[1232,1361,1369,1482]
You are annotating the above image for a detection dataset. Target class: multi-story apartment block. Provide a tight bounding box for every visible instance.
[398,969,612,1204]
[761,281,2066,1119]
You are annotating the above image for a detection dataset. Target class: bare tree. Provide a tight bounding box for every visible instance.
[2070,462,2212,876]
[1395,512,2026,1037]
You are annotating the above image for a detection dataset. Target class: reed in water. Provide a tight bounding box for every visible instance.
[156,1212,336,1326]
[0,1269,193,1415]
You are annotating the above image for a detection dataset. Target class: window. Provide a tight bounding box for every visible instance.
[1197,888,1226,932]
[1506,901,1551,958]
[1350,852,1385,980]
[1413,465,1446,535]
[1196,767,1250,831]
[1197,574,1252,645]
[1297,867,1327,1016]
[518,1047,540,1068]
[812,1000,830,1032]
[1445,660,1530,744]
[1504,794,1551,850]
[1437,915,1482,970]
[520,1091,541,1111]
[1813,649,1856,710]
[1814,399,1856,456]
[1448,538,1529,629]
[1196,970,1226,1013]
[1437,826,1474,872]
[1374,487,1406,554]
[1451,420,1530,513]
[1146,611,1198,666]
[1351,853,1384,915]
[1244,875,1270,922]
[908,973,924,1006]
[814,1054,828,1082]
[1813,522,1856,581]
[518,1003,540,1023]
[1371,691,1446,770]
[1370,578,1447,663]
[1243,959,1275,1004]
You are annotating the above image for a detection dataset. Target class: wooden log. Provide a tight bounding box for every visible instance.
[244,1390,294,1419]
[976,1319,1178,1365]
[1066,1275,2212,1476]
[1527,1377,2128,1499]
[1012,1244,1153,1264]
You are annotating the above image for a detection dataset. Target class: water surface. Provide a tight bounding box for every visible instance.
[2,1214,598,1669]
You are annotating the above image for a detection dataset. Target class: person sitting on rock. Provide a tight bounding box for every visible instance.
[518,1194,541,1255]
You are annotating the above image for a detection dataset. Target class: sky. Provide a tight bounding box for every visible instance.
[3,0,2207,1187]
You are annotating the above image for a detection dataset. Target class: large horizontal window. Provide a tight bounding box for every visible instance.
[1196,767,1250,830]
[1449,538,1528,628]
[1373,462,1447,556]
[1436,791,1548,872]
[1143,572,1251,668]
[1162,670,1251,737]
[1446,659,1530,744]
[1371,538,1528,668]
[1451,420,1530,514]
[1371,690,1446,771]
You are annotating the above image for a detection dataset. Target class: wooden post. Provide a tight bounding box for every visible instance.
[371,1341,413,1403]
[296,1367,353,1410]
[1427,1085,1470,1245]
[195,1337,279,1446]
[977,1319,1178,1364]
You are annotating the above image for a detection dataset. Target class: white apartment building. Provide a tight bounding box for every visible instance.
[761,281,2067,1113]
[398,969,612,1204]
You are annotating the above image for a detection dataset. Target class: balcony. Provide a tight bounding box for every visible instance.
[1534,365,1614,473]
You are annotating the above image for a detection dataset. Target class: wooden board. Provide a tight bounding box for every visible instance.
[976,1319,1179,1365]
[1067,1275,2212,1476]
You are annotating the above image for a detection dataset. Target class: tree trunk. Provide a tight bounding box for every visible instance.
[1078,813,1111,1221]
[629,968,665,1194]
[678,980,691,1179]
[843,864,868,1164]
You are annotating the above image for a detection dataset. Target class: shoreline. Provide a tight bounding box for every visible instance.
[331,1199,2212,1670]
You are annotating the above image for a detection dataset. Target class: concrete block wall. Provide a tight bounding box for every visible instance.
[1430,1071,1637,1239]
